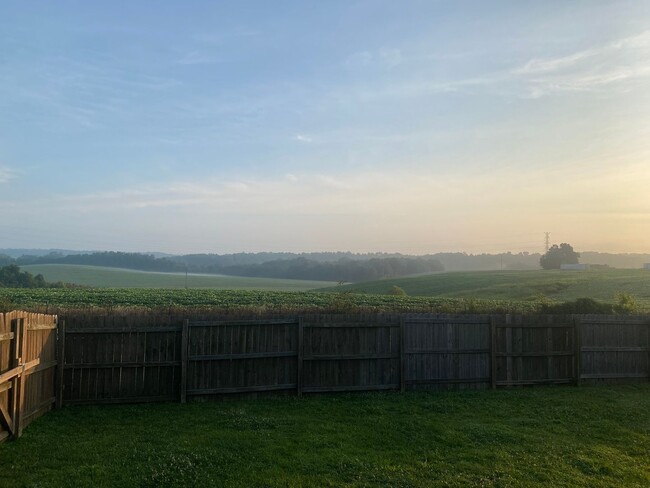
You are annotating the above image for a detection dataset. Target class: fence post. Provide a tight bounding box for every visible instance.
[574,317,582,386]
[297,317,304,397]
[56,319,66,408]
[490,317,497,389]
[400,316,406,393]
[13,318,27,438]
[180,319,189,403]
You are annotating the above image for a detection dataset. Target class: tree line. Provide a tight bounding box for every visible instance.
[7,251,445,282]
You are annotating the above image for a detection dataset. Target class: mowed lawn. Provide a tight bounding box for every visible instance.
[21,264,335,291]
[2,386,649,487]
[322,269,650,305]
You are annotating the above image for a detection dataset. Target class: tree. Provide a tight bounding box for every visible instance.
[539,243,580,269]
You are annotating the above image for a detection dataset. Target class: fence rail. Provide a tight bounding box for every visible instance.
[2,312,649,441]
[54,313,650,406]
[0,312,58,442]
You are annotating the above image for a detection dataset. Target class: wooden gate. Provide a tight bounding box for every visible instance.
[0,311,58,442]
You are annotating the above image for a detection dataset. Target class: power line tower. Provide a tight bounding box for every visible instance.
[544,232,550,253]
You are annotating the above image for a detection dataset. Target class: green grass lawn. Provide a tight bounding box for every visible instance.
[320,269,650,305]
[21,264,335,291]
[2,385,649,487]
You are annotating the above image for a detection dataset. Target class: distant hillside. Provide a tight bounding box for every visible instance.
[318,269,650,306]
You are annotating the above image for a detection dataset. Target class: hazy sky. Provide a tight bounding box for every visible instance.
[1,1,649,254]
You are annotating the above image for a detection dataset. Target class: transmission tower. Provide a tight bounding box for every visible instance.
[544,232,550,252]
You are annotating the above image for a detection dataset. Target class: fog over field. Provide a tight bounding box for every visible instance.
[1,2,649,255]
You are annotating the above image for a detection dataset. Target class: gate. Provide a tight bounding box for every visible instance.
[0,311,58,442]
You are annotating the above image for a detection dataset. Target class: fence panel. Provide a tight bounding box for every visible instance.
[403,314,491,390]
[578,315,650,383]
[62,314,182,405]
[301,314,401,393]
[186,319,299,397]
[495,315,576,386]
[0,311,57,442]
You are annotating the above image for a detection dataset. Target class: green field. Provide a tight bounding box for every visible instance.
[0,287,543,314]
[21,264,335,291]
[320,269,650,305]
[1,386,648,487]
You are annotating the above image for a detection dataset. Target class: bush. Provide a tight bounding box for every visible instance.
[387,285,407,296]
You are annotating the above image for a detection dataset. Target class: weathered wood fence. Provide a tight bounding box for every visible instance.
[59,313,650,406]
[2,311,649,441]
[0,312,58,443]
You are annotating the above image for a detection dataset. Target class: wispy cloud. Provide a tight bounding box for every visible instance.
[0,167,16,184]
[294,134,313,143]
[514,30,650,97]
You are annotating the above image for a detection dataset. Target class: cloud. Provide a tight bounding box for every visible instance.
[0,167,16,183]
[514,30,650,97]
[294,134,313,143]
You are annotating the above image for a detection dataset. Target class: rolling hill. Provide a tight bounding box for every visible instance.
[21,264,335,291]
[318,269,650,305]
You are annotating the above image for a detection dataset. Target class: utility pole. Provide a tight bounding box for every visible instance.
[544,232,550,253]
[185,265,188,289]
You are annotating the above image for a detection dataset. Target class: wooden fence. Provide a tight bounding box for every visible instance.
[2,312,648,441]
[0,312,58,442]
[57,313,650,406]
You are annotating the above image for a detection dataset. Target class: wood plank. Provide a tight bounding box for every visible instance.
[56,320,65,408]
[26,324,57,331]
[190,319,298,327]
[490,318,497,390]
[406,377,490,385]
[303,323,400,328]
[25,360,55,375]
[297,317,304,397]
[16,318,27,437]
[400,317,406,393]
[303,353,400,361]
[405,349,490,355]
[581,347,649,352]
[187,383,297,395]
[65,361,181,369]
[65,395,177,405]
[496,352,573,357]
[0,402,14,435]
[66,326,182,334]
[496,379,573,386]
[580,373,648,379]
[494,324,574,329]
[574,318,582,386]
[180,319,188,403]
[0,366,23,385]
[0,332,14,342]
[189,352,296,361]
[302,384,399,393]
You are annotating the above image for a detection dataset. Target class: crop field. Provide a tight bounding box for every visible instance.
[1,385,649,487]
[21,264,335,291]
[0,287,544,314]
[320,269,650,305]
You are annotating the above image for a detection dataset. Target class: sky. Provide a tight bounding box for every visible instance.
[1,1,649,255]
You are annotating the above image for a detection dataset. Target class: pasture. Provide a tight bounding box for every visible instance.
[1,386,648,487]
[321,269,650,305]
[20,264,335,291]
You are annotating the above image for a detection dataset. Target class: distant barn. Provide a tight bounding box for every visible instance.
[644,263,650,270]
[560,263,590,271]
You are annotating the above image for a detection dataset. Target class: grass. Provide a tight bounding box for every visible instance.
[319,269,650,305]
[21,264,335,291]
[1,385,649,487]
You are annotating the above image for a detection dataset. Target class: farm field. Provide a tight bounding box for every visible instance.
[0,287,541,314]
[21,264,335,291]
[320,269,650,305]
[1,385,649,487]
